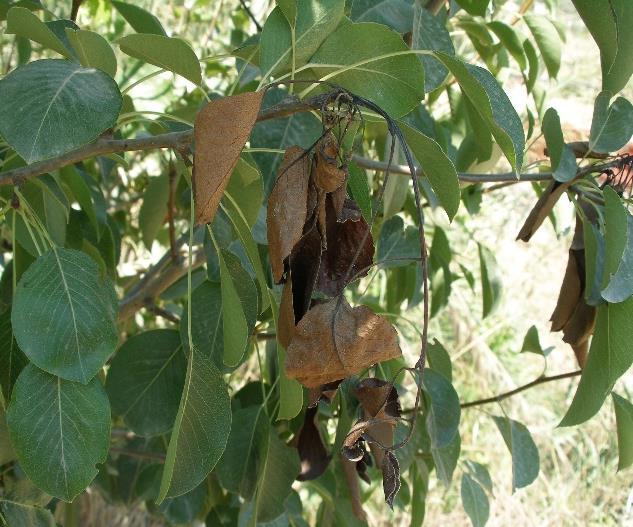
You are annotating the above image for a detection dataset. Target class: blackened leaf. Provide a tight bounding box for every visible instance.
[297,406,331,481]
[382,450,401,508]
[288,226,322,321]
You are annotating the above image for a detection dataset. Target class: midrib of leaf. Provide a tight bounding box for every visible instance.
[250,430,272,526]
[122,345,182,418]
[590,101,616,151]
[238,406,265,496]
[464,477,484,526]
[53,248,85,381]
[57,378,69,498]
[29,69,80,162]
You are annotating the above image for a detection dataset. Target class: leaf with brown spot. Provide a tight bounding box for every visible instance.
[285,297,401,388]
[296,407,331,481]
[381,450,401,508]
[267,146,311,283]
[194,91,264,224]
[314,133,347,192]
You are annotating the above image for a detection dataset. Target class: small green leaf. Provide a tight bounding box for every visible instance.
[523,38,539,93]
[225,156,263,228]
[432,431,461,486]
[65,29,117,77]
[0,310,27,401]
[347,162,372,223]
[456,0,489,16]
[601,208,633,303]
[118,34,201,85]
[139,174,170,249]
[542,108,577,182]
[589,92,633,154]
[377,216,420,268]
[309,21,425,118]
[0,60,121,163]
[488,21,526,70]
[158,349,231,500]
[383,161,410,220]
[492,416,539,491]
[520,325,553,357]
[478,243,501,318]
[612,392,633,470]
[423,369,461,449]
[461,474,489,527]
[524,14,562,79]
[6,7,71,58]
[106,330,186,437]
[0,500,56,527]
[112,0,166,35]
[6,364,111,501]
[60,166,105,239]
[12,248,118,383]
[427,339,452,381]
[465,460,493,493]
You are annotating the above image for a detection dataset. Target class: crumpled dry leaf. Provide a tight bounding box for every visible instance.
[317,198,374,297]
[307,380,342,408]
[517,180,573,242]
[288,226,322,322]
[296,407,331,481]
[314,132,347,193]
[550,250,582,332]
[194,90,264,225]
[340,455,368,522]
[278,279,295,350]
[285,297,402,388]
[267,146,311,283]
[382,450,401,509]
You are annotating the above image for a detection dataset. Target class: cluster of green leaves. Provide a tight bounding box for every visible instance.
[0,0,631,526]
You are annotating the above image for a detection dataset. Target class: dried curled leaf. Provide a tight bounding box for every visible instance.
[285,297,402,388]
[267,146,311,283]
[296,407,331,481]
[517,180,572,242]
[314,132,347,193]
[550,250,582,331]
[382,450,401,508]
[194,90,264,224]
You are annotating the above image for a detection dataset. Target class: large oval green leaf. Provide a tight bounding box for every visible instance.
[0,309,27,401]
[6,364,111,501]
[106,330,186,437]
[12,248,118,384]
[157,349,231,500]
[65,29,117,78]
[461,473,489,527]
[0,59,121,163]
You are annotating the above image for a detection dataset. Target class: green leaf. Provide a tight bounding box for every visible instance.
[461,474,489,527]
[0,500,56,527]
[139,174,169,249]
[423,369,460,449]
[0,405,16,465]
[158,349,231,500]
[399,121,461,220]
[259,0,344,77]
[118,34,201,85]
[60,166,107,239]
[347,162,372,223]
[12,248,118,383]
[542,108,577,182]
[523,14,562,79]
[492,416,539,491]
[65,29,117,77]
[0,310,27,401]
[276,0,297,27]
[351,0,414,34]
[226,156,263,228]
[112,0,166,36]
[571,0,633,93]
[560,299,633,426]
[464,460,493,493]
[106,330,186,437]
[589,92,633,154]
[478,243,501,318]
[601,209,633,303]
[612,392,633,470]
[455,0,489,16]
[520,325,553,357]
[0,59,121,164]
[309,21,425,118]
[6,364,110,501]
[433,53,525,172]
[216,405,269,499]
[427,338,452,381]
[432,431,461,486]
[488,21,526,71]
[377,216,420,268]
[413,5,455,92]
[523,38,539,94]
[5,7,71,58]
[383,163,409,220]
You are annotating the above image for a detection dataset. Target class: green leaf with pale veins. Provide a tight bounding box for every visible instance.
[427,338,452,381]
[12,248,118,384]
[589,92,633,154]
[6,364,111,501]
[492,416,539,491]
[65,29,117,77]
[524,14,562,79]
[308,21,425,118]
[112,0,166,35]
[612,392,633,470]
[157,349,231,500]
[461,474,489,527]
[0,500,56,527]
[0,309,27,401]
[412,5,454,92]
[118,34,201,85]
[0,60,121,164]
[350,0,414,33]
[106,330,186,437]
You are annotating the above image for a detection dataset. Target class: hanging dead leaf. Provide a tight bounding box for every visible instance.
[288,226,322,322]
[307,380,342,408]
[317,198,374,297]
[194,90,264,224]
[562,301,595,368]
[296,407,331,481]
[550,250,582,331]
[517,180,573,242]
[381,450,401,509]
[267,146,311,283]
[340,455,368,522]
[314,132,347,192]
[285,297,402,388]
[278,279,295,350]
[330,177,348,220]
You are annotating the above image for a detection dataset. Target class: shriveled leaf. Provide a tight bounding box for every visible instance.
[112,0,166,35]
[106,330,186,437]
[382,450,401,508]
[492,416,539,491]
[340,455,368,522]
[0,59,121,163]
[7,364,110,501]
[12,248,118,383]
[118,34,201,85]
[297,406,331,481]
[550,250,582,331]
[286,297,401,388]
[267,146,311,283]
[612,392,633,470]
[516,180,572,242]
[589,92,633,154]
[194,91,264,224]
[461,474,489,527]
[65,29,117,77]
[524,15,562,79]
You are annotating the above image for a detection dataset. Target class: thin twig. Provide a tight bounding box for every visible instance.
[167,162,178,261]
[109,447,165,463]
[145,303,180,323]
[238,0,262,31]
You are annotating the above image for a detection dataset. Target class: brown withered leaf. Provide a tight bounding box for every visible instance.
[317,198,374,297]
[550,250,582,332]
[288,226,322,322]
[267,146,311,283]
[544,141,609,160]
[285,297,402,388]
[517,180,573,242]
[382,450,401,509]
[296,407,331,481]
[340,455,368,522]
[314,132,347,193]
[307,380,342,408]
[278,279,295,350]
[194,90,264,225]
[562,301,596,367]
